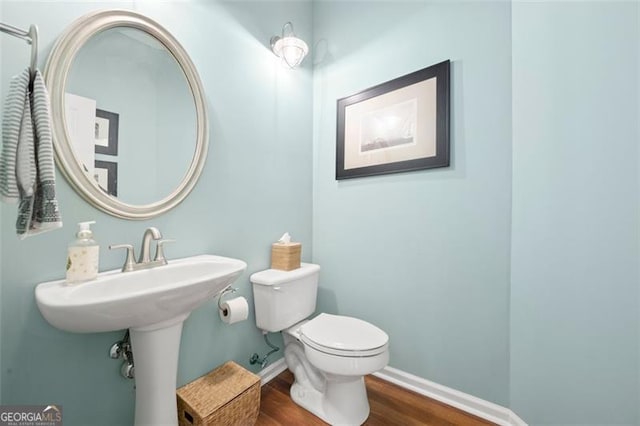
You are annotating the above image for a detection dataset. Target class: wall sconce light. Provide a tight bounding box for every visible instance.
[270,22,308,68]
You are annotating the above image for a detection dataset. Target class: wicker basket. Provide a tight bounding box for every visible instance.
[176,361,260,426]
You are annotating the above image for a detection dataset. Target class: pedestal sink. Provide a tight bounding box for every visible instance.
[35,254,247,426]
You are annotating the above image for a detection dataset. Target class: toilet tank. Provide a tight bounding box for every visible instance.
[250,263,320,332]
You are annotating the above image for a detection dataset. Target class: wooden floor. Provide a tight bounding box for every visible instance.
[256,370,496,426]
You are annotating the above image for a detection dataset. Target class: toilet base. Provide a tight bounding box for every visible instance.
[290,373,370,425]
[281,319,388,426]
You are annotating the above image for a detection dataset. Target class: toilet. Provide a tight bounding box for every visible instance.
[250,263,389,425]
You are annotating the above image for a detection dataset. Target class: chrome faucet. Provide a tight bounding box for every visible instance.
[109,227,173,272]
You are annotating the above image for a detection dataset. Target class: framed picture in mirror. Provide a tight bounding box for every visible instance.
[94,160,118,197]
[95,108,119,156]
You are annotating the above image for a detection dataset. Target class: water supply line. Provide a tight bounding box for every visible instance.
[109,330,135,379]
[250,331,280,369]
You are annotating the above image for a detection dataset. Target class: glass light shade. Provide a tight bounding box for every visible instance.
[272,36,308,68]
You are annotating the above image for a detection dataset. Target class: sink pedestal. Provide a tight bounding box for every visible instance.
[130,314,188,426]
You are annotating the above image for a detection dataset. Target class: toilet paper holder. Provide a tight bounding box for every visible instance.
[217,286,238,315]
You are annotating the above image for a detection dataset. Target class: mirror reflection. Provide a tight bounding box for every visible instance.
[64,27,196,205]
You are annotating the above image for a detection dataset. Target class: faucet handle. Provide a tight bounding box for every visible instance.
[109,244,136,272]
[154,239,175,264]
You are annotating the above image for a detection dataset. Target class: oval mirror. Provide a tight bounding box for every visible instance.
[45,10,208,219]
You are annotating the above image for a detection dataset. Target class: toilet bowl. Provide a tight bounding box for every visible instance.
[284,313,389,425]
[250,264,389,425]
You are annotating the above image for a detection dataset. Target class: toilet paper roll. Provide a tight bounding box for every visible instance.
[219,296,249,324]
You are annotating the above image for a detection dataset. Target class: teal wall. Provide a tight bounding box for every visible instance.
[312,1,512,406]
[313,0,640,422]
[0,1,312,425]
[510,2,639,424]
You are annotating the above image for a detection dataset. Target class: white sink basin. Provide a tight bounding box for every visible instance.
[35,254,247,333]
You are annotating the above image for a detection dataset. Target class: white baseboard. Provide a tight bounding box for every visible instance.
[373,366,527,426]
[257,357,287,385]
[509,410,528,426]
[259,359,527,426]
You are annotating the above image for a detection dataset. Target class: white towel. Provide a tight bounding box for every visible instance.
[16,70,63,238]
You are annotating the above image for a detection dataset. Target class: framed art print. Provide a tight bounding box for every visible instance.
[94,160,118,197]
[336,60,450,180]
[95,108,119,156]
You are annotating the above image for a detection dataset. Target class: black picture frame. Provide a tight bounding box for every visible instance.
[336,60,450,180]
[95,108,119,156]
[94,160,118,197]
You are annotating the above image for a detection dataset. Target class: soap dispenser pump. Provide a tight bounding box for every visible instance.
[66,221,99,284]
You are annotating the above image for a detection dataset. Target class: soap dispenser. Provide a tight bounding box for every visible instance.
[66,221,99,284]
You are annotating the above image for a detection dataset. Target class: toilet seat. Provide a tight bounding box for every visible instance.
[300,313,388,357]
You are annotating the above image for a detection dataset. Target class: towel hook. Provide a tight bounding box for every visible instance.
[28,24,38,79]
[0,21,38,79]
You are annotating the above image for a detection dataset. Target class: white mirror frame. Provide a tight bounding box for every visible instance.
[45,9,209,220]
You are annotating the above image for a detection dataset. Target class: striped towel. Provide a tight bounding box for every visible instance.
[17,70,63,238]
[0,69,32,202]
[0,69,62,238]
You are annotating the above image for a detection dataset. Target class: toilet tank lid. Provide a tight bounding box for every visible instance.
[250,263,320,286]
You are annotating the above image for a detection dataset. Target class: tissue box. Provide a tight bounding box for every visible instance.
[271,242,301,271]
